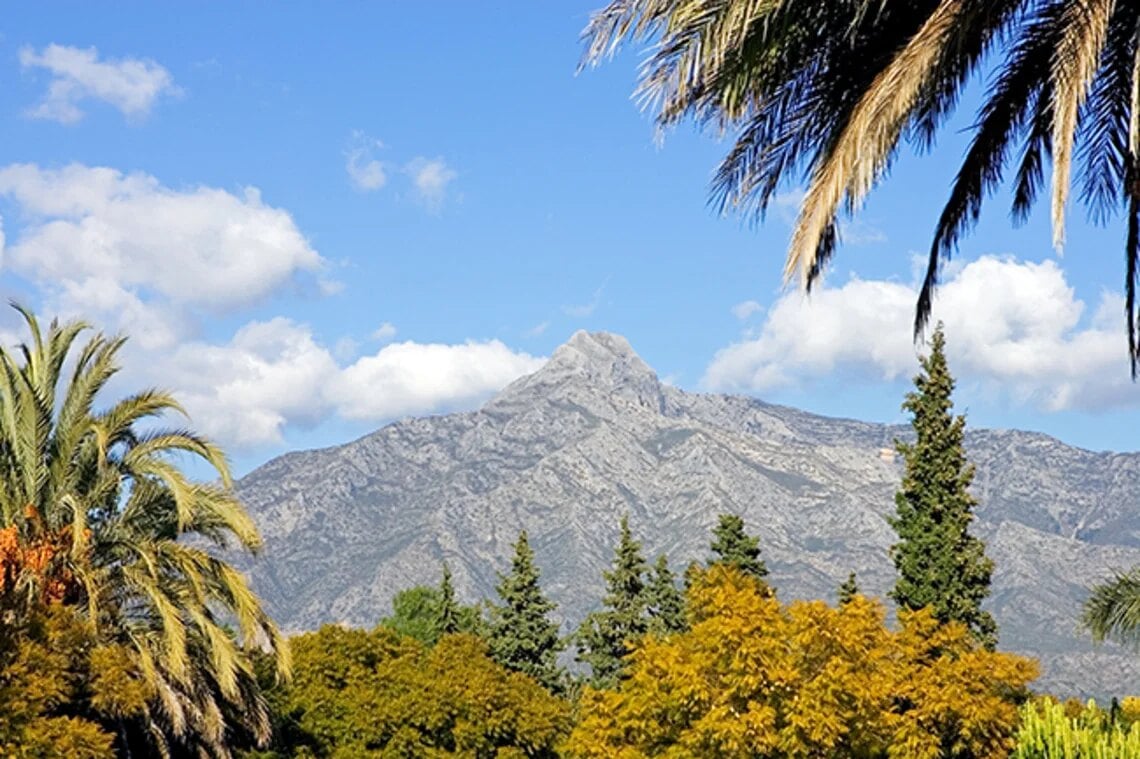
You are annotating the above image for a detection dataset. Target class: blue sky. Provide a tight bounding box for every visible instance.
[0,3,1136,474]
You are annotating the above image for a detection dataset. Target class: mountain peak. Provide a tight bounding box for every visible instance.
[490,330,662,410]
[556,330,642,364]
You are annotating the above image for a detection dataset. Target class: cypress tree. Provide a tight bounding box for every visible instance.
[487,531,565,692]
[889,324,997,649]
[837,572,859,606]
[576,515,650,687]
[646,554,686,635]
[709,513,768,581]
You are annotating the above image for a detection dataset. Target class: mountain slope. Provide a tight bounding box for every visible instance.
[236,331,1140,697]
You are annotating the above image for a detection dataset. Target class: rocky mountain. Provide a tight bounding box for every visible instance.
[235,330,1140,698]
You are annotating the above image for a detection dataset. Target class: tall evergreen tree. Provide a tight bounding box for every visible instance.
[889,325,997,649]
[487,531,565,693]
[838,572,859,606]
[646,554,686,635]
[709,513,768,582]
[576,516,650,688]
[438,563,460,636]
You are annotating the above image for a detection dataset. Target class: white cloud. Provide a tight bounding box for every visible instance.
[329,340,545,421]
[704,256,1132,412]
[372,322,398,342]
[405,157,457,209]
[19,44,178,124]
[345,131,386,191]
[0,161,547,451]
[731,300,762,321]
[157,319,339,447]
[132,320,544,448]
[0,163,328,341]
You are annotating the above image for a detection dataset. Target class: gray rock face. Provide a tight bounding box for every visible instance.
[236,330,1140,698]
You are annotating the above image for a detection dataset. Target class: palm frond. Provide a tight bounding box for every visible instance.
[1050,0,1117,249]
[787,0,969,286]
[1084,568,1140,646]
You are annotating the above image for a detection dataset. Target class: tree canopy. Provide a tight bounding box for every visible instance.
[259,625,570,757]
[567,564,1037,759]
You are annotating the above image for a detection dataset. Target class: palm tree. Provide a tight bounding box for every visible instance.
[581,0,1140,371]
[0,305,288,757]
[1083,569,1140,648]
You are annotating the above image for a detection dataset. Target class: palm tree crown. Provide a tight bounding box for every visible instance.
[582,0,1140,371]
[0,305,288,757]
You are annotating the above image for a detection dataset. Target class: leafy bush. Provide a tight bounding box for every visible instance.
[566,565,1037,758]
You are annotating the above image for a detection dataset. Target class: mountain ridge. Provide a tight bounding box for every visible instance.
[235,330,1140,698]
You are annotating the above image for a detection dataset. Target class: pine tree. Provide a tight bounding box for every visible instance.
[889,324,997,649]
[646,554,686,635]
[709,513,768,582]
[438,563,460,636]
[487,531,565,692]
[576,516,650,688]
[838,572,859,606]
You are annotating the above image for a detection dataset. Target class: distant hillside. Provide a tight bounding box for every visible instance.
[236,330,1140,698]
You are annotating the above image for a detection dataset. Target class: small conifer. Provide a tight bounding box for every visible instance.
[709,513,768,582]
[646,554,686,635]
[487,531,565,692]
[576,516,650,687]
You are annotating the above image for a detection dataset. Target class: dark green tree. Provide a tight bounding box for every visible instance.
[487,531,565,693]
[889,325,997,649]
[709,513,768,582]
[838,572,860,606]
[646,554,686,635]
[576,516,650,688]
[438,564,460,636]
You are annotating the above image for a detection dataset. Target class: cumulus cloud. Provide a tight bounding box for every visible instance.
[345,131,386,191]
[140,322,545,447]
[703,256,1131,412]
[731,300,762,321]
[157,319,340,447]
[0,160,546,451]
[19,44,178,124]
[0,163,328,342]
[405,157,457,209]
[329,340,545,421]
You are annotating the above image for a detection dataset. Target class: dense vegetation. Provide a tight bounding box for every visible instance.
[0,242,1137,755]
[0,308,286,757]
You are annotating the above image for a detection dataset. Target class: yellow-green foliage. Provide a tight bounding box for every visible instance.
[267,626,570,757]
[0,604,151,758]
[566,565,1038,759]
[1013,698,1140,758]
